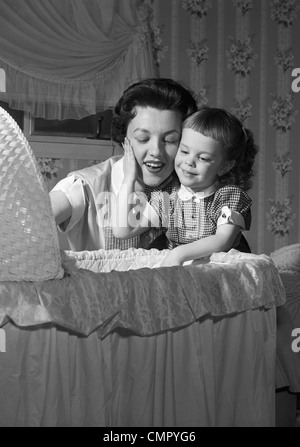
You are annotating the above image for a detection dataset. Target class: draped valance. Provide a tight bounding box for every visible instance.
[0,0,157,120]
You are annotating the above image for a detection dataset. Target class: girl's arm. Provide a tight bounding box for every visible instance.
[112,139,153,239]
[160,223,241,267]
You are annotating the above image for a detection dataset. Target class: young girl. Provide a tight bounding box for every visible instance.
[112,107,258,267]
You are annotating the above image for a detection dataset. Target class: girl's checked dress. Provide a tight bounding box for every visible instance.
[149,183,252,249]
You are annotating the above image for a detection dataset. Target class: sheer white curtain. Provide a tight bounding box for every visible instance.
[0,0,157,119]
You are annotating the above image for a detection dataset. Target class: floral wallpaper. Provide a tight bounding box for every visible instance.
[144,0,300,255]
[37,158,63,182]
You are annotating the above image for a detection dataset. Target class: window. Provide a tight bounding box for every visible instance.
[33,109,113,140]
[0,100,118,163]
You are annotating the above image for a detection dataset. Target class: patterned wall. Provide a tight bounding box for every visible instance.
[142,0,300,255]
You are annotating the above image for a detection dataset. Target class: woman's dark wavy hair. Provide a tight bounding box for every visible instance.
[183,107,259,191]
[111,78,197,144]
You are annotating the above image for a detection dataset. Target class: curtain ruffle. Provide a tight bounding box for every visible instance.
[0,0,157,119]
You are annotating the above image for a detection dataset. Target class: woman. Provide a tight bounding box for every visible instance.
[50,78,197,251]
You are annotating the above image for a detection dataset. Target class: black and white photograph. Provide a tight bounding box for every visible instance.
[0,0,300,429]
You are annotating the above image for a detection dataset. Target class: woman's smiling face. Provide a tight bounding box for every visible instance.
[126,106,182,187]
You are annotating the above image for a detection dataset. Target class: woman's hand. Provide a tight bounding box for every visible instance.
[122,137,139,184]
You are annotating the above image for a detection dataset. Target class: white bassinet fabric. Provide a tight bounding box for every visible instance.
[0,248,286,337]
[270,243,300,273]
[0,307,277,427]
[276,271,300,392]
[0,247,286,426]
[270,243,300,391]
[62,247,168,272]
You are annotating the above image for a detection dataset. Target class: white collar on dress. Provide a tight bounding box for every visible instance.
[178,183,218,202]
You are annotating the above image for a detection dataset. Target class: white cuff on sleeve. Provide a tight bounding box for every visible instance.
[217,206,245,229]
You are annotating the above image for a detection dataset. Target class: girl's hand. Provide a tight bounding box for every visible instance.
[160,248,183,267]
[122,137,139,183]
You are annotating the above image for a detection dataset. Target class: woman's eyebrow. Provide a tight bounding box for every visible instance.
[133,128,149,133]
[133,128,180,135]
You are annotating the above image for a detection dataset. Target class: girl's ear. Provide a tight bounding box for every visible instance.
[218,160,235,176]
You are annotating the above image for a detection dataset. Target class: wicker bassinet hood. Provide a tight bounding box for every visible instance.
[0,106,64,281]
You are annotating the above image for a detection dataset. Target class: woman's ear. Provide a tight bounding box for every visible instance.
[218,160,235,176]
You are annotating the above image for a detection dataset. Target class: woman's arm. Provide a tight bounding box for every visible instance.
[160,223,241,267]
[49,190,72,226]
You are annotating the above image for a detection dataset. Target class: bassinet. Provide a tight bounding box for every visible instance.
[0,106,286,427]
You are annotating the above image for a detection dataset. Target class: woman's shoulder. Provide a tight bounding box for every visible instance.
[70,155,122,182]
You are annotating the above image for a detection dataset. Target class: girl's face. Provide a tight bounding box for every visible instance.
[126,106,182,187]
[175,128,233,192]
